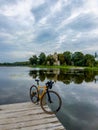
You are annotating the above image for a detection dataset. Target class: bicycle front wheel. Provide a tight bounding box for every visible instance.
[40,90,62,114]
[30,85,39,104]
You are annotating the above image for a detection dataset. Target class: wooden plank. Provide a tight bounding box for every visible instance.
[0,102,65,130]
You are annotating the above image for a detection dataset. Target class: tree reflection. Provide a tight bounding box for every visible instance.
[84,70,96,82]
[29,69,98,84]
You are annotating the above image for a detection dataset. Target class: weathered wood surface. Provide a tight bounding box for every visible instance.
[0,102,65,130]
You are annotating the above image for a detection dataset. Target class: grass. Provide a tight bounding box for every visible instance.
[30,65,98,71]
[30,65,73,69]
[84,66,98,71]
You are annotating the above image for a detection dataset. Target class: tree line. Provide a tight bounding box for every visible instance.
[0,51,97,67]
[0,61,29,66]
[29,51,98,67]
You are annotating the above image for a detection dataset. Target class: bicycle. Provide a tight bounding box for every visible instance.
[30,79,62,114]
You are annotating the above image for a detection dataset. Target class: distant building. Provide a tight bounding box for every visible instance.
[53,52,60,65]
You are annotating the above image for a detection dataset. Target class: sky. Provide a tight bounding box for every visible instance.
[0,0,98,62]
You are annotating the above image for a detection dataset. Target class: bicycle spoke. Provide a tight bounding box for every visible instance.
[30,85,39,103]
[41,91,62,114]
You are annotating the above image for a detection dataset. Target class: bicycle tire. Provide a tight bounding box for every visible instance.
[40,90,62,114]
[30,85,39,104]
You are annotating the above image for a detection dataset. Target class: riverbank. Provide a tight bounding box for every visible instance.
[30,65,98,71]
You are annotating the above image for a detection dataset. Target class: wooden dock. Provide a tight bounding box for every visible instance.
[0,102,65,130]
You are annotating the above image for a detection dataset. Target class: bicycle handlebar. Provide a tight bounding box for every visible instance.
[46,81,54,89]
[35,79,54,89]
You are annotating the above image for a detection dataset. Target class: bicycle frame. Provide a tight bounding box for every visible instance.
[37,85,47,100]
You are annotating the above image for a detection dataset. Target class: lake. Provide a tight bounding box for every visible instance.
[0,66,98,130]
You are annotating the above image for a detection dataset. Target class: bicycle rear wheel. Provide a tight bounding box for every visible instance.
[40,90,62,114]
[30,85,39,103]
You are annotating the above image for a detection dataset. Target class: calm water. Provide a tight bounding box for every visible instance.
[0,66,98,130]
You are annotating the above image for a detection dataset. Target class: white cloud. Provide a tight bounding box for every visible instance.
[38,0,68,26]
[84,0,98,15]
[0,0,46,27]
[82,46,98,52]
[55,34,67,49]
[56,0,98,31]
[50,0,62,14]
[75,33,82,38]
[56,10,81,30]
[6,51,35,61]
[0,0,45,16]
[0,0,98,62]
[0,31,13,40]
[38,17,48,26]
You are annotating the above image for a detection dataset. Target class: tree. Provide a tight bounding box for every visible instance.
[46,54,54,65]
[29,55,38,65]
[72,52,84,66]
[38,52,46,65]
[63,51,72,65]
[95,60,98,66]
[58,53,65,65]
[84,54,95,67]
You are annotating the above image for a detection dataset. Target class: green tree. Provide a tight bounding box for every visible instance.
[72,52,84,66]
[58,53,65,65]
[95,60,98,66]
[63,51,72,65]
[29,55,38,65]
[84,54,95,67]
[38,52,46,65]
[46,54,54,65]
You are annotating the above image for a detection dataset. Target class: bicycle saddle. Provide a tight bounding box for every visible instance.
[35,79,40,82]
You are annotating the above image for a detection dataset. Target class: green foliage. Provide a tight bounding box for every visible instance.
[29,55,38,65]
[0,61,29,66]
[46,54,54,65]
[95,61,98,66]
[63,51,72,65]
[1,51,97,67]
[38,52,46,65]
[72,52,84,66]
[58,53,65,65]
[84,54,95,67]
[29,69,98,84]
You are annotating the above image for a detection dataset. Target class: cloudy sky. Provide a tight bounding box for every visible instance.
[0,0,98,62]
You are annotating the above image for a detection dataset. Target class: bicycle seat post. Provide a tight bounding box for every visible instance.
[37,81,39,86]
[35,79,39,86]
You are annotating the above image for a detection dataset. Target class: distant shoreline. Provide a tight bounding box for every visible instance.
[1,65,98,71]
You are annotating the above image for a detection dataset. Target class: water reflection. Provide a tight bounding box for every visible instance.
[55,83,98,130]
[0,67,32,105]
[29,68,98,130]
[0,67,98,130]
[29,69,98,84]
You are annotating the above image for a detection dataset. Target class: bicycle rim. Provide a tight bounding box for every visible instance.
[40,90,62,114]
[30,85,39,103]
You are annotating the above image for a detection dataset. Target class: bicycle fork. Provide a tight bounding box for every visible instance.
[46,90,52,103]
